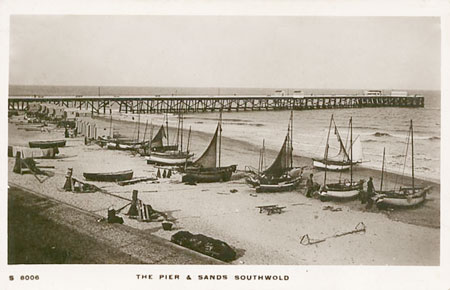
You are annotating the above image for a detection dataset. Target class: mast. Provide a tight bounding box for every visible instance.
[184,126,192,171]
[137,113,141,142]
[109,115,112,138]
[380,147,385,191]
[176,114,180,148]
[411,120,414,191]
[148,121,153,154]
[165,113,169,147]
[218,111,222,168]
[350,117,353,184]
[290,110,293,168]
[323,115,334,185]
[142,120,148,143]
[180,114,184,152]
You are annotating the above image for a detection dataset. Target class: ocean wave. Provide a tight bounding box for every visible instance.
[231,122,264,127]
[373,132,391,137]
[362,139,378,143]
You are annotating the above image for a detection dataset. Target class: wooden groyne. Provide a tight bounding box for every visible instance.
[8,95,425,114]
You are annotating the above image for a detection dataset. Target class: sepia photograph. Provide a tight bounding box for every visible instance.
[1,1,449,290]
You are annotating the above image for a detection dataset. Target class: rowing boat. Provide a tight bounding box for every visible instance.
[29,140,66,149]
[83,169,133,182]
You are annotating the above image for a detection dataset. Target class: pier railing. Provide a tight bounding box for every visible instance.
[8,95,425,114]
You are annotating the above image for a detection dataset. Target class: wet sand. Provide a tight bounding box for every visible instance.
[7,114,440,265]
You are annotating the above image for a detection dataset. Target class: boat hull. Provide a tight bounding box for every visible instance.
[182,165,237,183]
[83,170,133,182]
[146,153,194,166]
[312,159,359,171]
[319,182,363,201]
[29,140,66,149]
[375,187,430,208]
[255,177,302,193]
[106,142,140,151]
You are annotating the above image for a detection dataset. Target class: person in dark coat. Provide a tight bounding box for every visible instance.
[365,177,375,209]
[306,173,314,198]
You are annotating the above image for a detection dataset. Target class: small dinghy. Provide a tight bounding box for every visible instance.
[83,169,133,182]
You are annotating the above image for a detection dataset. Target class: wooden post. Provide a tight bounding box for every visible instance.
[13,151,22,174]
[63,168,74,192]
[127,190,139,216]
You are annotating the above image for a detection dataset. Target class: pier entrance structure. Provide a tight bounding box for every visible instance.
[8,94,425,114]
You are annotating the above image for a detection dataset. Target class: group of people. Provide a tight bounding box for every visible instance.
[304,173,376,209]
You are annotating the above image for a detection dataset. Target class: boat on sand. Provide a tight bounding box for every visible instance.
[83,169,133,182]
[29,140,66,149]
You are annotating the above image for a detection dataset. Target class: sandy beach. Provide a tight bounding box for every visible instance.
[7,114,440,265]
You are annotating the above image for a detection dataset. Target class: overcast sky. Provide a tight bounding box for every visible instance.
[9,16,441,90]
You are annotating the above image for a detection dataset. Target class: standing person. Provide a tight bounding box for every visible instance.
[306,173,314,198]
[366,177,375,209]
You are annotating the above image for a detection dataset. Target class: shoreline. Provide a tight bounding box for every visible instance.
[7,114,440,264]
[94,113,440,229]
[95,114,440,187]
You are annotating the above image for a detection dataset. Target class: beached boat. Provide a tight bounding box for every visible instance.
[312,116,363,171]
[319,115,364,201]
[249,112,303,193]
[374,121,432,208]
[145,115,194,165]
[83,169,133,182]
[29,140,66,149]
[182,113,237,183]
[146,151,194,166]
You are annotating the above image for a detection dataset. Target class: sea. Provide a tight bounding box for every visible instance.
[9,85,441,182]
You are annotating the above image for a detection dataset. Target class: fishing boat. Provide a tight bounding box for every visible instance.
[83,169,133,182]
[312,116,363,171]
[29,140,66,149]
[374,121,432,208]
[319,115,364,201]
[181,113,237,183]
[145,115,194,165]
[103,114,148,150]
[248,112,303,193]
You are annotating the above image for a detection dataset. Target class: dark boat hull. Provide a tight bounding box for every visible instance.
[182,165,237,183]
[83,170,133,182]
[29,140,66,149]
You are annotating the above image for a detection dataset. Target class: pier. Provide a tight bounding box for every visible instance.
[8,94,425,114]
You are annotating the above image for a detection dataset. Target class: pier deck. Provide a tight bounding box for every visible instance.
[8,95,425,114]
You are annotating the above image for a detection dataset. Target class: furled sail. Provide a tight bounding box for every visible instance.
[151,125,166,148]
[263,134,292,177]
[193,124,219,168]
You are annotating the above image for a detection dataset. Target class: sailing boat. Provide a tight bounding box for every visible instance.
[374,120,432,208]
[145,114,194,166]
[319,115,364,201]
[104,114,148,150]
[181,113,237,183]
[312,116,363,171]
[140,114,181,155]
[246,112,303,193]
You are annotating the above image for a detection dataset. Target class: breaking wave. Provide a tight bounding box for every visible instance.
[373,132,391,137]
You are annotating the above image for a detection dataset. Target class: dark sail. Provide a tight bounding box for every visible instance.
[151,125,166,148]
[193,124,219,168]
[263,134,292,177]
